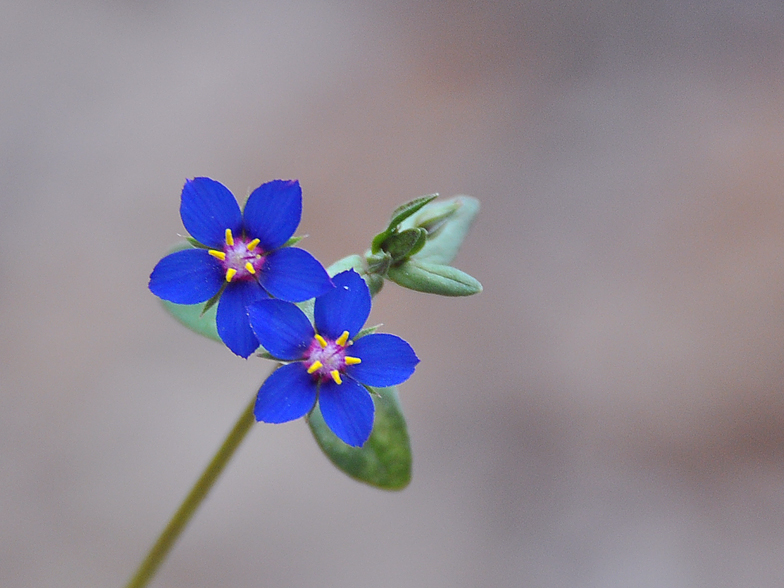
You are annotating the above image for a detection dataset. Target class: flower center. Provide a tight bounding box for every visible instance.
[303,331,362,385]
[208,228,266,282]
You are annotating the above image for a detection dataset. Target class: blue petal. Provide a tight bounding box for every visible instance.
[259,247,333,302]
[255,363,317,424]
[314,270,370,340]
[216,280,268,358]
[247,299,314,360]
[180,177,243,248]
[346,333,419,387]
[242,180,302,250]
[318,378,375,447]
[148,249,224,304]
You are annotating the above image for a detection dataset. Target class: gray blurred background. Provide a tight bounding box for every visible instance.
[3,1,784,586]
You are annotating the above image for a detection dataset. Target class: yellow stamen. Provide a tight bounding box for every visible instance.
[330,370,342,385]
[307,361,323,374]
[225,228,234,246]
[225,268,237,282]
[344,356,361,365]
[335,331,350,346]
[314,334,328,348]
[245,262,256,275]
[247,238,260,251]
[208,250,226,261]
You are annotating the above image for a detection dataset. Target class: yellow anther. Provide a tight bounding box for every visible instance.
[208,250,226,261]
[314,334,328,348]
[225,228,234,246]
[225,268,237,282]
[247,238,260,251]
[307,361,323,374]
[245,262,256,275]
[344,356,362,366]
[335,331,350,346]
[330,370,342,385]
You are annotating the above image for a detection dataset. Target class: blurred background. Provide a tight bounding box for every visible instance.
[3,0,784,586]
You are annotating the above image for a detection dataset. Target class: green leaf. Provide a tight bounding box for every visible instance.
[161,299,268,355]
[370,230,389,254]
[399,195,480,265]
[387,194,438,232]
[160,299,222,343]
[308,386,412,490]
[387,260,482,296]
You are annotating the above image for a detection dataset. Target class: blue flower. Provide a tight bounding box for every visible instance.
[149,178,333,358]
[248,270,419,447]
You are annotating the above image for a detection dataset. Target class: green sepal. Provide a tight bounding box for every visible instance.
[281,235,306,248]
[308,386,412,490]
[387,260,482,296]
[384,227,428,262]
[186,237,210,249]
[201,282,226,315]
[400,195,480,265]
[355,323,381,339]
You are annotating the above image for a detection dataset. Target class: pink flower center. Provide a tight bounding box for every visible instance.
[208,229,266,282]
[303,331,362,385]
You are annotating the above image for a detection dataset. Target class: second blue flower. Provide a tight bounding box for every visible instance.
[248,270,419,447]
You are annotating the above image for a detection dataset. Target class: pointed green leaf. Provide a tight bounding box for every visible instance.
[400,195,480,265]
[308,386,412,490]
[387,260,482,296]
[387,194,438,232]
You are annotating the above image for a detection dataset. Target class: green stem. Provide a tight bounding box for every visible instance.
[124,393,257,588]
